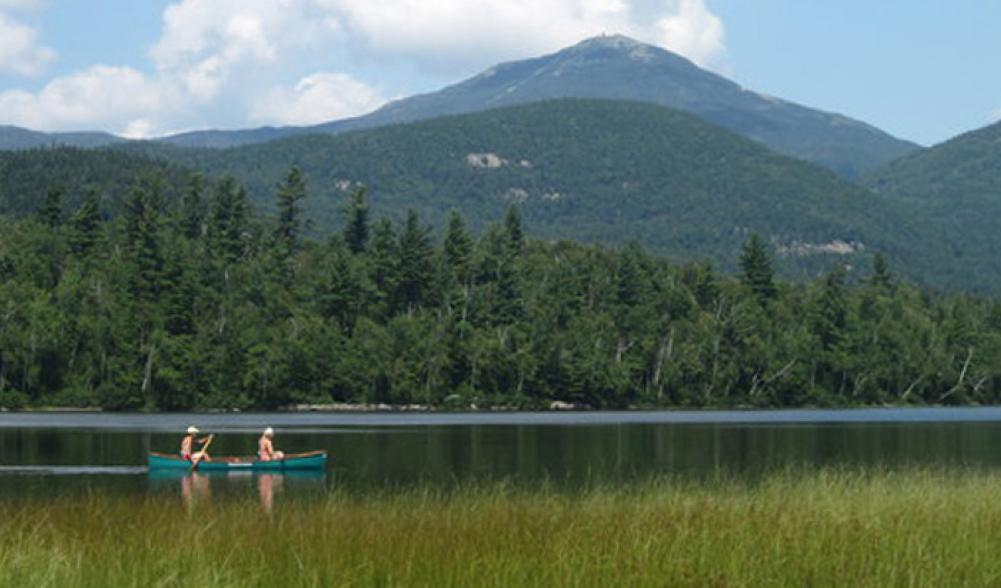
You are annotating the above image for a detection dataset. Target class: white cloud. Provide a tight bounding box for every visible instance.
[149,0,348,103]
[320,0,726,70]
[651,0,725,68]
[0,3,387,136]
[0,11,56,75]
[321,0,629,68]
[145,0,728,86]
[0,0,727,135]
[252,72,386,126]
[122,119,157,140]
[0,65,165,132]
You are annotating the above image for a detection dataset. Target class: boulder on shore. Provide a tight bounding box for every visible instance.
[549,400,582,411]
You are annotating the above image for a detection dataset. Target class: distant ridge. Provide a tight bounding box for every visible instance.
[160,35,920,177]
[864,119,1001,284]
[0,125,125,150]
[316,34,916,176]
[0,35,919,177]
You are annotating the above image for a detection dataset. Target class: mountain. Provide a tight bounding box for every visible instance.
[160,126,300,149]
[161,35,920,177]
[864,120,1001,281]
[0,36,921,176]
[112,99,938,280]
[866,119,1001,202]
[0,125,125,150]
[0,123,294,151]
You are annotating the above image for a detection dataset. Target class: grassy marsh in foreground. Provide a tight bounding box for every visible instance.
[4,470,1001,586]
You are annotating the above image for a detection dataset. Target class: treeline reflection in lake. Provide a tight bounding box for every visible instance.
[5,417,1001,505]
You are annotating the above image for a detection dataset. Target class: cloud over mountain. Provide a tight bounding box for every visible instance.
[251,72,386,126]
[317,0,726,71]
[0,66,163,134]
[0,0,727,136]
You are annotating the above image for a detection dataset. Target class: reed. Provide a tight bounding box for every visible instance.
[3,468,1001,587]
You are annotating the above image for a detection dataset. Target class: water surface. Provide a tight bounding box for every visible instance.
[3,408,1001,502]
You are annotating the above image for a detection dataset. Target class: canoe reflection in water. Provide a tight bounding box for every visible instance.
[257,473,283,513]
[180,472,211,508]
[148,470,325,512]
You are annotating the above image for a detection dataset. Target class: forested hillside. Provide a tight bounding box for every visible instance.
[867,120,1001,214]
[864,120,1001,289]
[115,100,934,280]
[0,148,188,217]
[1,167,1000,411]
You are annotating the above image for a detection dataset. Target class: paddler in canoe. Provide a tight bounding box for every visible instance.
[258,427,284,461]
[180,426,212,463]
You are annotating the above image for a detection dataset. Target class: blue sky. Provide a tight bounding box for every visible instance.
[0,0,997,145]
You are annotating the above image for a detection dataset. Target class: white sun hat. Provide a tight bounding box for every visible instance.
[264,427,274,437]
[187,426,199,434]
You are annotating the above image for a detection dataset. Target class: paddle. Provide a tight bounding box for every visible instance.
[190,434,215,471]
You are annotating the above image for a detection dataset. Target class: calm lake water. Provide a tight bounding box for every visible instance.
[4,408,1001,502]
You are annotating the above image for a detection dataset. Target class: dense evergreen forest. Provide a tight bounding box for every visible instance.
[2,167,1001,412]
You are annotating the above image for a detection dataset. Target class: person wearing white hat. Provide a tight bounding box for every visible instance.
[180,425,211,462]
[257,427,284,462]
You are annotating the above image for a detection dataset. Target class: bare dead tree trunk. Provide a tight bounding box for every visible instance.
[615,339,635,364]
[941,347,975,402]
[901,375,924,402]
[652,328,675,401]
[141,343,156,397]
[750,359,797,397]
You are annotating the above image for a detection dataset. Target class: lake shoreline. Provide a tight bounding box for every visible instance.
[5,402,992,416]
[5,400,597,414]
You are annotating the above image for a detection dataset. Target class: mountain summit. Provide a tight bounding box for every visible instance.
[302,34,917,177]
[0,35,918,177]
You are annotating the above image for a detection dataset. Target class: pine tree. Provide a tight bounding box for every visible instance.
[320,247,371,331]
[38,187,63,228]
[503,206,525,257]
[369,218,398,309]
[123,175,165,304]
[274,166,306,259]
[740,234,776,302]
[394,210,436,312]
[343,187,370,254]
[869,252,895,292]
[690,261,720,310]
[209,176,249,265]
[180,174,206,240]
[614,241,653,346]
[616,241,647,308]
[815,264,848,351]
[443,211,474,287]
[68,188,101,257]
[162,238,198,337]
[476,224,523,325]
[493,257,523,325]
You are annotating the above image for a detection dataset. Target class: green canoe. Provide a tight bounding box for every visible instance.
[148,450,327,471]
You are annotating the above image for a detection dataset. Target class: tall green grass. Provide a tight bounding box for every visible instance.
[3,469,1001,586]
